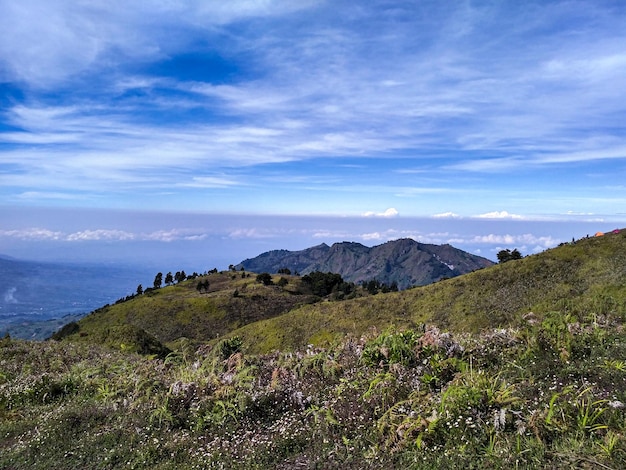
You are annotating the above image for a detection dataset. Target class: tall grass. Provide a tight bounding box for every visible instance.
[2,306,625,469]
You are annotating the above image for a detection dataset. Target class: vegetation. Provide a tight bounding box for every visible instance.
[1,229,625,468]
[1,311,625,468]
[497,248,523,263]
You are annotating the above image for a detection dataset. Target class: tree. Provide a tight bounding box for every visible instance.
[196,279,210,293]
[165,272,174,286]
[136,284,143,296]
[153,272,163,289]
[301,271,345,297]
[256,272,274,286]
[277,277,289,287]
[497,248,522,263]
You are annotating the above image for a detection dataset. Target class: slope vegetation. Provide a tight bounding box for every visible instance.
[226,230,626,353]
[62,230,626,356]
[62,271,319,351]
[2,231,626,469]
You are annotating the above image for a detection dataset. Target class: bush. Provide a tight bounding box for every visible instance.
[256,273,273,286]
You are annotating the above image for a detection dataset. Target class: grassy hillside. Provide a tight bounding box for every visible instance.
[62,230,626,355]
[225,230,626,353]
[62,271,319,351]
[2,231,626,468]
[2,310,625,468]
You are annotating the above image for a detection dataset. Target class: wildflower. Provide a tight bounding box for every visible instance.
[493,408,506,430]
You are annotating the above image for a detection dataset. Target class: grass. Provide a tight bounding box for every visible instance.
[2,229,625,468]
[222,230,626,353]
[58,231,626,355]
[2,309,625,469]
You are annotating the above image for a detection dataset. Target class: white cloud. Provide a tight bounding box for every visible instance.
[1,1,626,219]
[0,228,64,241]
[475,211,524,220]
[471,233,560,248]
[432,211,461,219]
[3,287,18,304]
[228,228,274,239]
[361,232,384,241]
[0,226,212,243]
[362,208,399,218]
[182,176,242,188]
[66,230,135,241]
[0,1,321,87]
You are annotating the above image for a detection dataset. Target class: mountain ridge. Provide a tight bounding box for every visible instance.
[236,238,494,289]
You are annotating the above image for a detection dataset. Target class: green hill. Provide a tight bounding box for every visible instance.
[60,230,626,356]
[226,230,626,352]
[58,270,320,352]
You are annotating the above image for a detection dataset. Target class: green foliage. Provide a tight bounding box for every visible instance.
[50,321,79,340]
[361,330,419,367]
[153,272,163,289]
[301,271,349,297]
[497,248,523,263]
[218,336,243,359]
[256,272,274,285]
[364,278,399,294]
[2,312,626,468]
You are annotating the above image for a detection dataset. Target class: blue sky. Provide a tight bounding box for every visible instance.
[1,0,625,268]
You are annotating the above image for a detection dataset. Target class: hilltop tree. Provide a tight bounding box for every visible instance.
[136,284,143,296]
[153,272,163,289]
[497,248,522,263]
[165,272,174,286]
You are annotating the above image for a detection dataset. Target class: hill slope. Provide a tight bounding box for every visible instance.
[62,230,626,355]
[60,271,319,351]
[236,238,494,289]
[226,230,626,353]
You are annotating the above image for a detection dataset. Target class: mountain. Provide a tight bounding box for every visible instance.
[236,238,494,289]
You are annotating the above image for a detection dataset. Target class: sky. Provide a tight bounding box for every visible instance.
[1,0,625,270]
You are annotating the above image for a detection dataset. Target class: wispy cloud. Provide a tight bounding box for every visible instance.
[1,1,625,220]
[0,227,209,243]
[0,228,64,241]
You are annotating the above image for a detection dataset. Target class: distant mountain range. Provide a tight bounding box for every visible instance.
[236,238,494,289]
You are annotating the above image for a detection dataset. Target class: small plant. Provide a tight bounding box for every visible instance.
[597,430,621,458]
[575,388,608,434]
[219,336,243,359]
[361,330,419,367]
